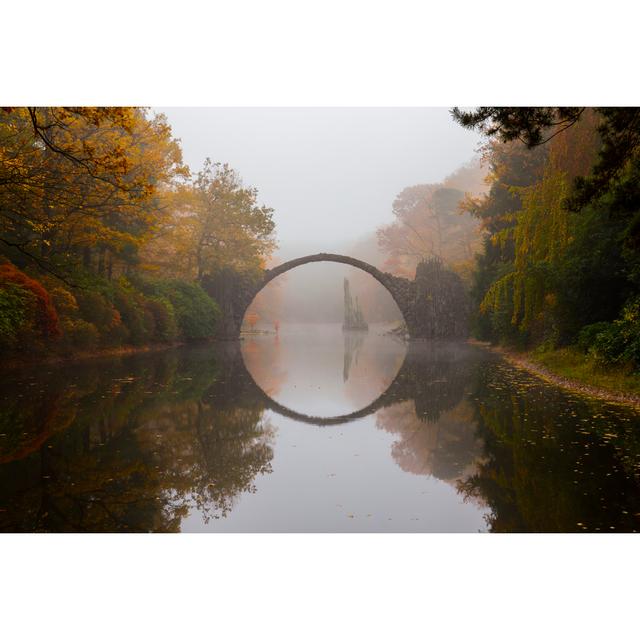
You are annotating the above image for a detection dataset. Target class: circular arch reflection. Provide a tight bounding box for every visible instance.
[239,333,407,426]
[234,338,479,428]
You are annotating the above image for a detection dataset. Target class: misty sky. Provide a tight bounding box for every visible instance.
[159,107,483,256]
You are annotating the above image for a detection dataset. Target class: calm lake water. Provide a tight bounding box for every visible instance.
[2,323,640,532]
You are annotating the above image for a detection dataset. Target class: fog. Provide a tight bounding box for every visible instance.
[160,108,483,324]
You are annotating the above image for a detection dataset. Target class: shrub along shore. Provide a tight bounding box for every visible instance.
[0,260,221,364]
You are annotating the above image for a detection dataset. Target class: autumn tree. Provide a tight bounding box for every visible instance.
[1,108,271,354]
[0,107,186,283]
[459,108,640,350]
[377,159,486,278]
[150,159,275,282]
[452,107,640,210]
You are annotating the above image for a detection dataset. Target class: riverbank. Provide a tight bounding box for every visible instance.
[3,341,187,372]
[487,344,640,410]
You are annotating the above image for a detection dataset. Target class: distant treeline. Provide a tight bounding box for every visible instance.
[0,108,275,356]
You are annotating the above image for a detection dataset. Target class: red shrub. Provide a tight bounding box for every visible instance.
[0,264,60,337]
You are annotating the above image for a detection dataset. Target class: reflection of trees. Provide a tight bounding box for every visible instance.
[376,344,640,532]
[241,335,287,397]
[375,341,486,486]
[0,346,273,532]
[382,341,478,422]
[138,381,274,523]
[458,363,640,532]
[377,400,484,484]
[6,339,640,533]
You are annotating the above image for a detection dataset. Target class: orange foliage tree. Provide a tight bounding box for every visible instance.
[0,263,60,336]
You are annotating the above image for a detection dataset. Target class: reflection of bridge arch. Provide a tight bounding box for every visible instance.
[242,340,412,427]
[234,253,415,339]
[220,339,475,428]
[253,354,410,426]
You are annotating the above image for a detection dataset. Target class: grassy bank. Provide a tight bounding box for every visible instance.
[498,346,640,409]
[531,348,640,396]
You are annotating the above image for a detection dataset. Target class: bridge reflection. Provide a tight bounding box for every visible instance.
[236,339,479,427]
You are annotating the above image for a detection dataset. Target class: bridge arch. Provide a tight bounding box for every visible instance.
[236,253,415,338]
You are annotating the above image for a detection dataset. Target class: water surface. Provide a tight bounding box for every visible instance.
[2,323,640,532]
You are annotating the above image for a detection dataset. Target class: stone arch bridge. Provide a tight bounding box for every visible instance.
[209,253,468,340]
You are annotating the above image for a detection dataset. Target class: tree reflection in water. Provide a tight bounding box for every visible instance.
[375,341,488,489]
[2,339,640,532]
[375,344,640,532]
[458,361,640,532]
[0,346,274,532]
